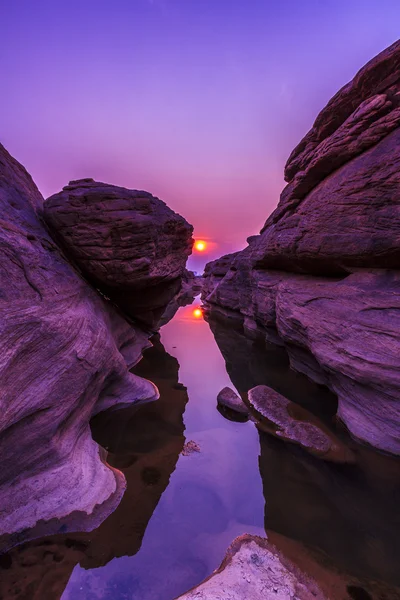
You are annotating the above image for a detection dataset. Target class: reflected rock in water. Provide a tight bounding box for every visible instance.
[206,315,400,590]
[201,39,400,456]
[0,335,187,599]
[206,312,338,422]
[259,432,400,588]
[0,142,193,554]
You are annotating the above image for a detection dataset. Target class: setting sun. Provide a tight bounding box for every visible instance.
[193,308,203,319]
[194,240,207,252]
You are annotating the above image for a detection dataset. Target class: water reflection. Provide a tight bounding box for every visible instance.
[0,335,187,599]
[0,308,265,600]
[2,306,398,599]
[206,312,400,588]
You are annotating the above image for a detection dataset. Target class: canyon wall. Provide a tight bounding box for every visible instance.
[0,143,193,550]
[202,39,400,455]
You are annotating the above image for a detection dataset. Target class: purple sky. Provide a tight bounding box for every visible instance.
[1,1,400,266]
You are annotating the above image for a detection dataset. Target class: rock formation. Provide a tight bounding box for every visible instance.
[0,335,188,599]
[43,179,193,327]
[0,143,192,552]
[217,387,249,416]
[202,39,400,455]
[176,533,400,600]
[194,317,400,593]
[248,385,354,463]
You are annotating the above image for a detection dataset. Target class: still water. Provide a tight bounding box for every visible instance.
[1,302,400,599]
[62,303,265,600]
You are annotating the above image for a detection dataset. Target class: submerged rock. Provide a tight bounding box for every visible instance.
[181,440,201,456]
[196,317,400,589]
[176,533,399,600]
[43,178,194,327]
[217,387,249,416]
[248,385,354,463]
[0,143,192,551]
[203,39,400,455]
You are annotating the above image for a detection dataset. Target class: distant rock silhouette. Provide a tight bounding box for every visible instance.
[202,39,400,455]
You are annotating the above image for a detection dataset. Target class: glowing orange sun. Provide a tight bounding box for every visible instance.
[194,240,207,252]
[193,308,203,319]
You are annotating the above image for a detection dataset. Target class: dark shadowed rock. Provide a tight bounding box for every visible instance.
[203,303,400,591]
[43,179,194,326]
[217,387,248,416]
[248,385,354,463]
[159,270,202,327]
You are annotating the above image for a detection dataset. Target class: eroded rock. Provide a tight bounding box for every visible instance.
[43,179,193,326]
[217,387,249,416]
[176,533,399,600]
[203,39,400,454]
[0,143,190,551]
[248,385,354,463]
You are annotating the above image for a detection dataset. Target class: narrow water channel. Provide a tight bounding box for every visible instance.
[1,301,399,599]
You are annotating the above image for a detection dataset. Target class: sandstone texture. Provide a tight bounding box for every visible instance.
[0,143,191,550]
[203,40,400,455]
[0,335,188,599]
[217,387,249,416]
[176,533,399,600]
[43,178,193,326]
[248,385,353,463]
[260,39,400,275]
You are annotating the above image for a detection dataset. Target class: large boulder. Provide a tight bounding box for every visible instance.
[43,179,194,326]
[203,40,400,455]
[0,143,189,551]
[256,39,400,275]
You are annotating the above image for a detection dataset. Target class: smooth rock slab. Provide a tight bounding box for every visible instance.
[217,387,249,416]
[248,385,353,463]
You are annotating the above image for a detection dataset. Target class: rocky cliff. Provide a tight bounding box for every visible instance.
[0,143,193,551]
[202,39,400,455]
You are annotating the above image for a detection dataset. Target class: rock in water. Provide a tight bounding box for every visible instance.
[248,385,354,463]
[0,143,191,551]
[43,179,194,327]
[217,386,249,415]
[202,40,400,455]
[176,533,399,600]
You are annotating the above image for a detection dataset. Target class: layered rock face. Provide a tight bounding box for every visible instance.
[0,143,192,550]
[203,40,400,455]
[0,335,188,599]
[203,317,400,590]
[43,179,193,327]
